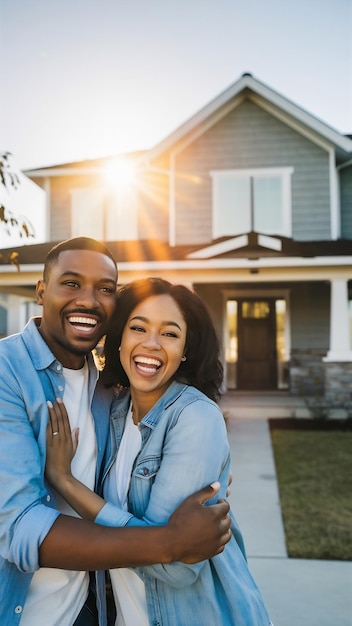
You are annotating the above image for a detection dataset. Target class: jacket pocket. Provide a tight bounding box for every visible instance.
[133,456,161,480]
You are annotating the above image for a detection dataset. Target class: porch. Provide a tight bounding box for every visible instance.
[219,390,310,419]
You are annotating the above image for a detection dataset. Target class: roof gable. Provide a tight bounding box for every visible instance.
[141,73,352,164]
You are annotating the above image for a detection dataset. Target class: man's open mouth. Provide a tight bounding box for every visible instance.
[67,315,98,331]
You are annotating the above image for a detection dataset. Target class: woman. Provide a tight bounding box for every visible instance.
[46,277,273,626]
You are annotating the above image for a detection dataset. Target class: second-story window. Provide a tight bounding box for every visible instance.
[71,186,138,241]
[211,167,294,239]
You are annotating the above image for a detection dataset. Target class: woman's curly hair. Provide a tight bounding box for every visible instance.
[101,277,223,403]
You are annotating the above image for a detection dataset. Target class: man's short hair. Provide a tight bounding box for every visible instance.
[43,237,117,281]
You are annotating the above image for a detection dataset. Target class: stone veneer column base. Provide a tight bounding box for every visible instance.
[324,361,352,404]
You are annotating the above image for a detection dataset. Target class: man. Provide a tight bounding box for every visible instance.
[0,237,230,626]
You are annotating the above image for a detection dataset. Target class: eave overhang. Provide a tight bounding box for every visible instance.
[0,236,351,296]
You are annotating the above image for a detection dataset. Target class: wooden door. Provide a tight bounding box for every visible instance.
[237,299,277,390]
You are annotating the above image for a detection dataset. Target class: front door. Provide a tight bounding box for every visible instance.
[237,298,277,390]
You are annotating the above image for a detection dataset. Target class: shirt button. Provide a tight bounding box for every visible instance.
[46,495,51,502]
[56,364,61,371]
[143,468,148,475]
[58,385,64,392]
[15,606,23,614]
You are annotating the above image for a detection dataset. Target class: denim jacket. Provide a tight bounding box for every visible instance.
[96,381,272,626]
[0,319,112,626]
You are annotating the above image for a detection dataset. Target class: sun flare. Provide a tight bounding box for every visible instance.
[102,157,137,189]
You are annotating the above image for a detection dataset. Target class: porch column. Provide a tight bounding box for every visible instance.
[323,278,352,362]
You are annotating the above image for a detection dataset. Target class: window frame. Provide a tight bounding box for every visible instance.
[210,167,294,239]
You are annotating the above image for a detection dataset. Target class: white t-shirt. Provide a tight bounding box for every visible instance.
[21,361,97,626]
[105,405,149,626]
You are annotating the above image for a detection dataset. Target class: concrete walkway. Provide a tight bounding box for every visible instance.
[220,392,352,626]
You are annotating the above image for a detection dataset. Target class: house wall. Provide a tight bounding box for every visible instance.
[172,100,331,245]
[194,281,332,395]
[195,281,331,356]
[137,170,169,240]
[35,168,171,243]
[290,282,330,350]
[34,100,346,248]
[34,173,108,242]
[50,178,72,240]
[289,282,330,395]
[193,283,224,348]
[340,165,352,238]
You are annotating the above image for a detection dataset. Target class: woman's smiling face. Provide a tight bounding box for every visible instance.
[119,294,187,402]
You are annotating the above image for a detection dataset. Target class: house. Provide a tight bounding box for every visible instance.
[1,73,351,402]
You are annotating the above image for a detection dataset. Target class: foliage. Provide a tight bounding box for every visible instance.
[0,152,35,270]
[0,250,20,270]
[271,427,352,560]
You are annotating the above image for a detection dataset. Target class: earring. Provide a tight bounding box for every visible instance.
[118,346,121,352]
[181,355,186,362]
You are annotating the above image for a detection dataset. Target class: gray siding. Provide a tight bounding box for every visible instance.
[173,99,331,245]
[194,281,331,353]
[193,283,224,349]
[340,165,352,238]
[290,282,330,350]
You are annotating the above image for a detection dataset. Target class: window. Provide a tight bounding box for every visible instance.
[225,300,238,389]
[275,299,289,388]
[71,188,105,239]
[71,186,138,241]
[211,167,293,238]
[242,301,270,318]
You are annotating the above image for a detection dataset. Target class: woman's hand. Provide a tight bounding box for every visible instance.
[45,398,105,521]
[45,399,78,489]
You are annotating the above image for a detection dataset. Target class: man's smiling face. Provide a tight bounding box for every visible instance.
[36,249,117,368]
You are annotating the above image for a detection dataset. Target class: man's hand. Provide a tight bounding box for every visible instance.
[40,483,231,570]
[167,482,231,563]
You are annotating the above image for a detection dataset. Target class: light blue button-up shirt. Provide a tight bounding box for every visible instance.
[0,319,112,626]
[96,381,272,626]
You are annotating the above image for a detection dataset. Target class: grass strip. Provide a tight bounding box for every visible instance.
[270,428,352,560]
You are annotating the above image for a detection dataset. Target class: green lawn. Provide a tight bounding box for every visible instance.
[270,425,352,560]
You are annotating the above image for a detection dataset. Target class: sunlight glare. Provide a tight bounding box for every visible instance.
[102,157,137,189]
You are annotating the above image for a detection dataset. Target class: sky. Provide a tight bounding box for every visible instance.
[1,0,352,172]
